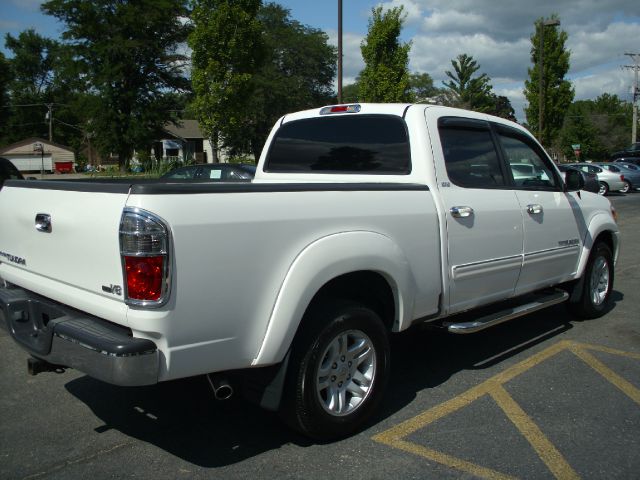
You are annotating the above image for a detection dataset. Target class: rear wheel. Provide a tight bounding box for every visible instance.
[620,180,631,193]
[598,182,609,195]
[568,242,614,319]
[281,300,390,440]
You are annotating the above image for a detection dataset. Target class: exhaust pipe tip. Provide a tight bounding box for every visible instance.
[206,374,234,400]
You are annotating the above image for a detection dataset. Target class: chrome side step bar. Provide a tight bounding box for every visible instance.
[444,289,569,334]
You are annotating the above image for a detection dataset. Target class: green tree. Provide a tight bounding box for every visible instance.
[0,51,13,141]
[221,2,335,159]
[558,101,603,160]
[189,0,263,162]
[359,6,411,102]
[407,72,441,102]
[590,93,633,154]
[341,81,360,103]
[488,94,516,121]
[524,16,574,147]
[557,94,632,160]
[2,30,87,148]
[43,0,191,171]
[2,30,59,144]
[442,53,494,112]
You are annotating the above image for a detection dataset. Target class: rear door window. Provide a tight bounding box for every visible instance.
[265,115,411,174]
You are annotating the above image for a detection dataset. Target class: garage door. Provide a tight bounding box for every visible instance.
[5,155,53,173]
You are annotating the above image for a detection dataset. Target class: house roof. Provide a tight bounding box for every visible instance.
[163,120,204,140]
[0,137,74,155]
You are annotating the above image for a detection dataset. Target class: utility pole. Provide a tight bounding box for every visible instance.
[623,53,640,144]
[46,103,53,142]
[337,0,343,104]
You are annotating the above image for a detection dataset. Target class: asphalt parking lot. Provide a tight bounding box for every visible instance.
[1,193,638,480]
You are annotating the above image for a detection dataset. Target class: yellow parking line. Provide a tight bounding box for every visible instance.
[491,385,580,480]
[569,344,640,406]
[373,340,640,479]
[390,438,517,480]
[373,341,570,442]
[574,342,640,361]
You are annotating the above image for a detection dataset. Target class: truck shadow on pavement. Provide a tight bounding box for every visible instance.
[64,293,623,468]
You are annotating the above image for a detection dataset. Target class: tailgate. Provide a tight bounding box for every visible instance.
[0,181,130,301]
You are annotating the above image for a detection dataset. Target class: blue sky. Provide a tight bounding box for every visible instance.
[2,0,639,122]
[0,1,377,50]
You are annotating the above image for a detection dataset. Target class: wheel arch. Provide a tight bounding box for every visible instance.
[252,231,417,366]
[576,214,620,279]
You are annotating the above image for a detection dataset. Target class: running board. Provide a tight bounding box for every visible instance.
[444,289,569,334]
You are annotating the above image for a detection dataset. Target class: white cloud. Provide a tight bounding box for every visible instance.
[327,30,365,85]
[572,70,635,103]
[568,22,640,72]
[422,10,486,33]
[410,33,531,82]
[378,0,423,24]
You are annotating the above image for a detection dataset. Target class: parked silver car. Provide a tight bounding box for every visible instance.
[567,162,626,195]
[599,162,640,193]
[556,164,600,193]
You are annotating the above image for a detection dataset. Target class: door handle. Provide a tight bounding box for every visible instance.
[450,206,474,218]
[527,204,543,215]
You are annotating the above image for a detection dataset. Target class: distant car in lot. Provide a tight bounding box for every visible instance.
[613,157,640,167]
[566,162,626,195]
[161,163,256,181]
[0,157,24,189]
[610,142,640,162]
[556,164,600,194]
[160,163,256,182]
[600,162,640,193]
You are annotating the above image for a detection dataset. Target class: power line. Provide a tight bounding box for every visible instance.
[0,102,70,108]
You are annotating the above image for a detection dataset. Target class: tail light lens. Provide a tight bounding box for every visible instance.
[120,208,170,307]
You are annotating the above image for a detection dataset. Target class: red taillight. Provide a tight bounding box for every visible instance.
[120,208,170,306]
[124,256,164,301]
[621,175,624,181]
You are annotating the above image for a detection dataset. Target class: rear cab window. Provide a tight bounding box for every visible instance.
[265,115,411,174]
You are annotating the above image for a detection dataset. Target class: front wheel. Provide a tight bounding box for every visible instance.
[281,300,390,440]
[568,242,614,319]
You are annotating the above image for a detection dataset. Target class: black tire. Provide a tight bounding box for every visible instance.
[568,242,614,319]
[598,182,609,196]
[280,300,390,440]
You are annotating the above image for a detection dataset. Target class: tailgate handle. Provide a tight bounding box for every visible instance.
[35,213,52,233]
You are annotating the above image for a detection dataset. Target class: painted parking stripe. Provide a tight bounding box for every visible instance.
[568,344,640,405]
[373,340,640,479]
[491,385,579,480]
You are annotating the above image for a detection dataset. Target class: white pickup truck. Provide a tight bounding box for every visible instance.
[0,104,619,440]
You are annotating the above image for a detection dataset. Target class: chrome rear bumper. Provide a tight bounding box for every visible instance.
[0,285,158,386]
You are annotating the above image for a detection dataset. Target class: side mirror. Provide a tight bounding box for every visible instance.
[565,169,585,192]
